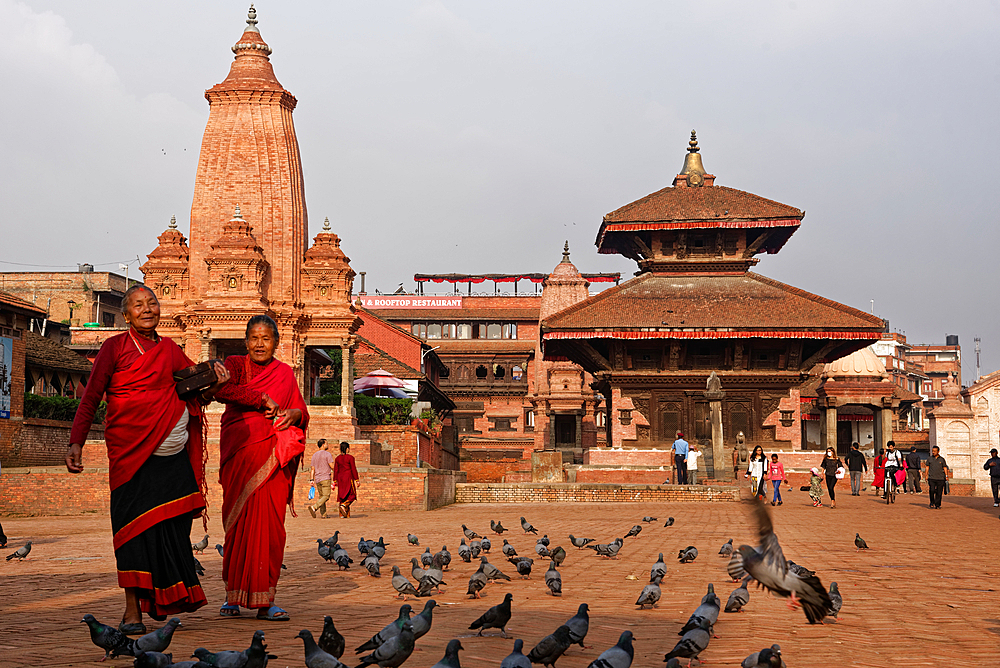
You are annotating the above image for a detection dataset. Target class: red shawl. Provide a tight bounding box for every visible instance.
[219,358,309,533]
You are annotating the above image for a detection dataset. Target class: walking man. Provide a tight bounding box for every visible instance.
[308,439,334,518]
[672,432,690,485]
[845,442,867,496]
[924,445,949,510]
[984,448,1000,507]
[686,443,702,485]
[904,446,922,494]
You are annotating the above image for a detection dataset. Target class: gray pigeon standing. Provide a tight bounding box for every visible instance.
[510,556,533,579]
[354,621,415,668]
[318,616,346,659]
[520,517,538,535]
[82,613,134,661]
[568,535,594,549]
[527,625,572,668]
[586,631,633,668]
[317,539,334,563]
[407,534,420,546]
[355,605,411,654]
[325,532,341,548]
[215,544,225,557]
[564,603,590,649]
[545,560,561,596]
[664,617,712,665]
[133,650,173,668]
[244,630,277,668]
[481,536,492,553]
[462,525,480,541]
[333,544,353,570]
[480,556,511,581]
[467,565,488,599]
[391,565,419,601]
[372,538,388,559]
[635,575,662,609]
[502,539,518,558]
[539,535,550,547]
[410,600,437,640]
[534,542,551,558]
[458,539,472,563]
[650,553,666,582]
[468,592,513,638]
[5,541,31,561]
[362,553,381,577]
[298,629,347,668]
[642,516,657,523]
[725,577,751,613]
[421,548,433,567]
[135,617,181,653]
[677,546,698,563]
[719,539,733,557]
[501,639,531,668]
[430,640,463,668]
[436,546,452,570]
[855,533,869,551]
[679,583,720,634]
[827,582,843,621]
[624,525,642,539]
[193,556,205,576]
[470,540,482,559]
[192,647,249,667]
[663,517,675,527]
[549,546,567,566]
[742,644,785,668]
[492,520,508,535]
[192,534,209,553]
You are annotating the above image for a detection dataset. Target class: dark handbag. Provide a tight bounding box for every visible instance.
[173,359,223,399]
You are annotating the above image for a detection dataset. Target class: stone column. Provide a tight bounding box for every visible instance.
[575,412,583,451]
[704,372,725,480]
[341,341,355,417]
[880,407,893,450]
[821,402,838,452]
[547,411,556,451]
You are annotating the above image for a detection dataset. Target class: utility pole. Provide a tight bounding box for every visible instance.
[975,337,981,382]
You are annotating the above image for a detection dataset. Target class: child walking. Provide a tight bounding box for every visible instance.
[768,453,787,506]
[809,467,825,507]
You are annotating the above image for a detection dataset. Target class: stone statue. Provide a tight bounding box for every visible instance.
[736,431,747,462]
[706,371,722,393]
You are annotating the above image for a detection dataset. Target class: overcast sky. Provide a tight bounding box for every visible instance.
[2,1,998,379]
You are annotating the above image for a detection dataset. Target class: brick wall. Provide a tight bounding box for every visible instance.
[360,425,449,469]
[1,418,104,467]
[574,469,673,484]
[460,457,527,483]
[455,482,740,504]
[583,448,674,466]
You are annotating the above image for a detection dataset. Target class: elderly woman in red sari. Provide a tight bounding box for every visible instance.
[66,285,228,634]
[213,315,308,621]
[334,441,360,518]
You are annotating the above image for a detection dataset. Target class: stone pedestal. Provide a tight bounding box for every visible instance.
[531,450,564,482]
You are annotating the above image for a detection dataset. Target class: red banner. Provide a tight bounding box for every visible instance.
[357,296,463,309]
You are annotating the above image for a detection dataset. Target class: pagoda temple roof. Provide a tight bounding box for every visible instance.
[541,272,884,341]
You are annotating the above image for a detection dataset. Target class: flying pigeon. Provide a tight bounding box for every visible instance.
[664,618,712,665]
[520,517,538,535]
[469,592,513,638]
[318,616,346,659]
[787,561,815,579]
[135,617,181,653]
[355,605,411,654]
[719,539,734,557]
[564,603,590,648]
[491,520,508,535]
[354,622,415,668]
[82,613,135,661]
[650,553,667,582]
[736,500,834,624]
[391,565,419,601]
[192,534,209,553]
[501,639,532,668]
[527,625,572,668]
[462,525,480,541]
[679,583,720,635]
[827,582,843,621]
[635,575,662,609]
[677,546,698,563]
[544,560,561,595]
[586,631,633,668]
[569,535,595,549]
[855,533,869,551]
[298,629,348,668]
[430,640,463,668]
[458,539,472,563]
[510,556,533,579]
[663,517,675,527]
[641,516,658,524]
[409,600,437,640]
[725,578,751,613]
[407,534,419,547]
[481,536,492,553]
[5,541,31,561]
[624,525,642,539]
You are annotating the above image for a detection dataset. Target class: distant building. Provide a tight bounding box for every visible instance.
[0,266,131,328]
[903,336,962,411]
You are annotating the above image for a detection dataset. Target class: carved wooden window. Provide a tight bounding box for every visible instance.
[475,365,488,379]
[660,402,681,441]
[730,403,751,440]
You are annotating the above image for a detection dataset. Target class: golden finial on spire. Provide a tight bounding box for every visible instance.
[562,240,571,263]
[323,217,331,231]
[679,129,707,183]
[688,130,699,153]
[245,4,259,32]
[168,215,177,229]
[233,204,243,219]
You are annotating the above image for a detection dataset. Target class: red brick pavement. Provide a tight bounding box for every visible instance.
[0,488,997,667]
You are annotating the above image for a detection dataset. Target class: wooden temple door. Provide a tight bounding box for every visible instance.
[659,400,682,443]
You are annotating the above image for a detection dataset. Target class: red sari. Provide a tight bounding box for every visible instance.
[217,356,308,609]
[333,453,359,517]
[873,453,887,488]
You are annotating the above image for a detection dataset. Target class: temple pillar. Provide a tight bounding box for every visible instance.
[821,403,838,452]
[575,413,583,451]
[705,373,726,480]
[547,411,556,451]
[342,341,355,417]
[880,407,893,450]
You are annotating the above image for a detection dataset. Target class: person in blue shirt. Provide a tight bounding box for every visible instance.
[672,433,690,485]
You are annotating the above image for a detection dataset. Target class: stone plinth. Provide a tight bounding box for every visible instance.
[531,450,564,482]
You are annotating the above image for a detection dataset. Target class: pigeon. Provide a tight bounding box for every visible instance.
[317,539,335,563]
[372,538,388,559]
[664,617,712,665]
[520,517,538,535]
[421,548,434,567]
[192,534,209,553]
[510,556,534,579]
[467,564,489,598]
[527,625,573,668]
[425,554,447,589]
[502,539,518,557]
[244,630,277,668]
[298,629,348,668]
[742,644,785,668]
[587,538,623,559]
[534,543,550,558]
[458,539,472,563]
[787,561,815,579]
[355,621,415,668]
[135,618,181,653]
[5,541,31,561]
[193,556,205,576]
[82,613,135,661]
[541,560,561,595]
[569,535,595,549]
[564,603,590,648]
[430,640,463,668]
[410,558,428,583]
[664,517,675,527]
[362,554,381,577]
[624,525,642,539]
[664,660,683,668]
[134,651,174,668]
[725,577,751,613]
[435,546,451,570]
[318,616,345,659]
[481,536,492,553]
[727,552,746,582]
[677,546,698,564]
[462,525,481,541]
[470,540,482,559]
[333,544,353,570]
[192,647,249,668]
[154,662,206,668]
[719,539,733,557]
[491,520,508,535]
[549,546,566,567]
[469,592,513,637]
[855,533,869,551]
[635,575,662,609]
[587,631,633,668]
[501,639,532,668]
[679,583,720,635]
[827,582,843,621]
[355,605,411,654]
[407,534,420,547]
[391,565,419,600]
[215,544,225,558]
[642,516,658,524]
[480,555,511,581]
[324,532,341,548]
[410,600,437,640]
[358,537,371,555]
[650,553,667,582]
[736,500,834,624]
[538,535,550,547]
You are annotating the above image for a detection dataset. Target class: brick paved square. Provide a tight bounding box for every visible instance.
[1,490,997,667]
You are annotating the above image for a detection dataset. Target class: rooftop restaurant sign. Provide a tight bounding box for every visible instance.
[357,296,463,309]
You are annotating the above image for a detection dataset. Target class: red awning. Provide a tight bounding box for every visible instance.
[543,330,879,341]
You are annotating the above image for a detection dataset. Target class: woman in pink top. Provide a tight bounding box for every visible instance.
[768,453,787,506]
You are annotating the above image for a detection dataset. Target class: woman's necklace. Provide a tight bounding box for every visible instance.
[127,328,158,356]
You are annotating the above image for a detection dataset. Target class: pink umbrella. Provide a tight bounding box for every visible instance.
[354,369,408,397]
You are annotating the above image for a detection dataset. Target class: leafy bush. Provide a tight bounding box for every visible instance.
[24,393,106,423]
[355,394,413,425]
[310,394,342,406]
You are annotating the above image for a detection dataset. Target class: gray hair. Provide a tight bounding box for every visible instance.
[121,285,158,313]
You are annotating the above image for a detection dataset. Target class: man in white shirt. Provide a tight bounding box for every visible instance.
[686,444,703,485]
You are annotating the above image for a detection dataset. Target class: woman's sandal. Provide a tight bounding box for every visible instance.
[220,603,241,617]
[257,605,289,621]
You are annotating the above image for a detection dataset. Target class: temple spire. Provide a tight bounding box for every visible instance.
[323,216,331,231]
[679,130,706,178]
[244,4,259,33]
[168,215,177,229]
[561,240,571,263]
